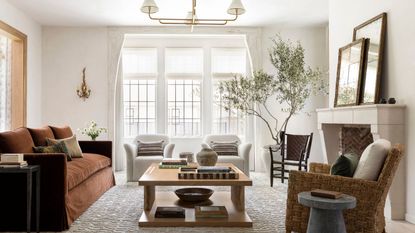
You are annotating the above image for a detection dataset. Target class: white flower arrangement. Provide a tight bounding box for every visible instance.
[78,121,107,141]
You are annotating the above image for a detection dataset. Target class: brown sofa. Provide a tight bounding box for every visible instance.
[0,126,115,231]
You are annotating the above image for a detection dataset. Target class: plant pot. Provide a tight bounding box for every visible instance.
[196,145,218,166]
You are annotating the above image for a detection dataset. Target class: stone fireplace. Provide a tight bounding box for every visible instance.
[317,104,406,220]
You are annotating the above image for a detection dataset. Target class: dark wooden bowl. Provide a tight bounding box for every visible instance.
[174,188,214,202]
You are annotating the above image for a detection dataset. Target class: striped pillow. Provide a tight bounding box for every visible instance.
[137,140,164,156]
[210,141,239,156]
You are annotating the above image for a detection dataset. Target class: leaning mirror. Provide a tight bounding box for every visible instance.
[353,13,387,104]
[334,38,367,107]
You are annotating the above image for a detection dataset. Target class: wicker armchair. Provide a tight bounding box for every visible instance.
[285,144,404,233]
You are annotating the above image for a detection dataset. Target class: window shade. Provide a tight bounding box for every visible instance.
[122,48,157,79]
[211,48,247,79]
[165,48,203,79]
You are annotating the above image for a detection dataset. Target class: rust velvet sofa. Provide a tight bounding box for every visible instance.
[0,126,115,231]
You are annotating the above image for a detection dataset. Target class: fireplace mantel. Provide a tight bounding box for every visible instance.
[317,104,406,220]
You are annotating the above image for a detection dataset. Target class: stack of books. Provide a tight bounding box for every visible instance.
[155,206,185,218]
[0,154,28,168]
[159,158,189,169]
[178,166,239,179]
[195,206,228,218]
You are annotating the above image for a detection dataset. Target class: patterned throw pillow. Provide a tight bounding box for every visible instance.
[33,141,72,161]
[46,135,83,158]
[137,140,164,156]
[210,141,239,156]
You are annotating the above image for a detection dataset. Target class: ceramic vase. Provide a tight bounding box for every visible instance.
[196,144,218,166]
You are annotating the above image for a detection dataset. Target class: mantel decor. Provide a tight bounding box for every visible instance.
[334,38,367,107]
[353,13,387,104]
[140,0,246,31]
[76,67,91,101]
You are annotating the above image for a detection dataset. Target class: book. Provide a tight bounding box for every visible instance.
[0,161,28,168]
[0,154,24,163]
[161,158,187,165]
[159,163,196,169]
[197,166,231,173]
[155,206,185,218]
[178,168,239,179]
[195,206,228,218]
[311,189,343,199]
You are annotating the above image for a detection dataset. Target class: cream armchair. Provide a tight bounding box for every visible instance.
[124,134,175,182]
[202,134,252,176]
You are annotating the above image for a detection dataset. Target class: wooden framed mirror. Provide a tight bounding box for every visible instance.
[334,38,367,107]
[353,13,387,104]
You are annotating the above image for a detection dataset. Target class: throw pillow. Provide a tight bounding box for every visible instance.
[353,139,391,181]
[137,140,164,156]
[210,141,239,156]
[330,153,359,177]
[49,125,73,139]
[33,141,72,161]
[46,135,83,158]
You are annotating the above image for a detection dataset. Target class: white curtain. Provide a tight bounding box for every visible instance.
[0,36,11,132]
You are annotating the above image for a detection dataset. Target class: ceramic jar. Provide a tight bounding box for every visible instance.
[196,144,218,166]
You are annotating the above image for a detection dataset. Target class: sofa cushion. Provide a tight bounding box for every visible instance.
[67,153,111,190]
[137,140,164,156]
[49,125,73,139]
[0,127,35,153]
[353,139,391,181]
[210,141,239,156]
[28,126,55,146]
[47,135,83,158]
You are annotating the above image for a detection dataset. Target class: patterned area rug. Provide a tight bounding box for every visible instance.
[64,173,287,233]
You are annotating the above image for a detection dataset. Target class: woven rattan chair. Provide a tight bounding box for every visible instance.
[269,133,313,186]
[285,144,404,233]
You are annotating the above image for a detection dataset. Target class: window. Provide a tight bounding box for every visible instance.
[122,48,157,137]
[0,21,27,132]
[166,48,203,137]
[211,48,247,135]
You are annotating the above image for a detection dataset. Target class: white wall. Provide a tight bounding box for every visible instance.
[329,0,415,222]
[256,25,329,172]
[0,0,42,127]
[42,27,108,140]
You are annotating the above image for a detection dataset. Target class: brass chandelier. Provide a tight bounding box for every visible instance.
[140,0,246,30]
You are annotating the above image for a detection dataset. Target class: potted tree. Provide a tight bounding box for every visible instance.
[219,35,327,147]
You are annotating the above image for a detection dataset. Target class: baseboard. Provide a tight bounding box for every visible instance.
[405,213,415,224]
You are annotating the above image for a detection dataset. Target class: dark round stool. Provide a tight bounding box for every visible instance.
[298,191,356,233]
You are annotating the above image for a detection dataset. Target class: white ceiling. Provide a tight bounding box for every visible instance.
[8,0,328,27]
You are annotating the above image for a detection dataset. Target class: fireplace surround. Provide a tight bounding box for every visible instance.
[317,104,406,220]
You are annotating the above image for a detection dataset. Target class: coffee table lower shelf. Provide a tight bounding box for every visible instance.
[139,191,253,227]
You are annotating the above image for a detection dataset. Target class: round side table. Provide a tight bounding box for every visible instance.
[298,191,356,233]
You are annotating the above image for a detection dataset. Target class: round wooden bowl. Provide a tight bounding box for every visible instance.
[174,188,214,202]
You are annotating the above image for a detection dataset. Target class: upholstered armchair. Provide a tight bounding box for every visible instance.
[202,134,252,176]
[124,134,175,182]
[285,144,404,233]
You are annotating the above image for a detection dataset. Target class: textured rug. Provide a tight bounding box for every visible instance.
[64,173,287,233]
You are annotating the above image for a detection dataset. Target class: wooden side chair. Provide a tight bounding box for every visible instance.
[269,132,313,186]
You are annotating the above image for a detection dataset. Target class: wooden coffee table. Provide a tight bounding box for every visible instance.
[138,163,253,227]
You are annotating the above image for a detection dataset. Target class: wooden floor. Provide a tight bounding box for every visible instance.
[386,220,415,233]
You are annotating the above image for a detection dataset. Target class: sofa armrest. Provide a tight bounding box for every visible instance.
[124,143,137,181]
[309,162,331,174]
[23,153,68,230]
[78,140,112,161]
[164,143,175,158]
[238,143,252,174]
